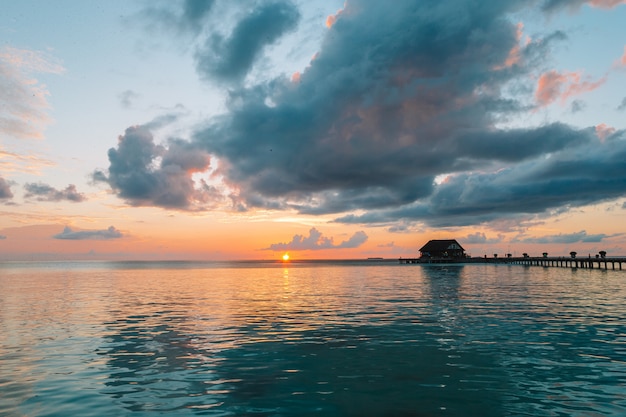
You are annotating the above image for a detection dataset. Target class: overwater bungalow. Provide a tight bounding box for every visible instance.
[419,239,465,260]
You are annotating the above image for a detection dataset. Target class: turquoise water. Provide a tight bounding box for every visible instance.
[1,261,625,416]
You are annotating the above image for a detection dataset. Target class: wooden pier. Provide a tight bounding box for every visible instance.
[498,256,624,270]
[399,256,625,270]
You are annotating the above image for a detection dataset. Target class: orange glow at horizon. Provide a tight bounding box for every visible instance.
[282,253,290,261]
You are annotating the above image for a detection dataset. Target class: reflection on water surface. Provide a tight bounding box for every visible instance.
[1,262,625,416]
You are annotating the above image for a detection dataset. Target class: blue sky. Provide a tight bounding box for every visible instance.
[1,0,626,260]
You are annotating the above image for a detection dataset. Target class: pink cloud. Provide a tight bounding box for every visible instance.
[0,47,64,140]
[548,0,625,13]
[588,0,626,8]
[535,70,606,106]
[621,46,626,66]
[595,123,616,141]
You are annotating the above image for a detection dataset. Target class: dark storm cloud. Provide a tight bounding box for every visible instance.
[265,227,368,251]
[0,177,13,199]
[195,1,300,83]
[195,0,540,212]
[110,0,626,226]
[53,226,123,240]
[336,128,626,227]
[451,123,590,162]
[24,182,86,202]
[92,124,220,210]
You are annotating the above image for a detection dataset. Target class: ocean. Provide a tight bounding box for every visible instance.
[1,260,625,416]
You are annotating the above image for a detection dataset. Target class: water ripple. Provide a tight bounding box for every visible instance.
[1,263,625,416]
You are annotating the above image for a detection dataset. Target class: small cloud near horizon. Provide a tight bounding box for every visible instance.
[513,230,612,244]
[53,226,123,240]
[265,227,368,251]
[464,232,504,244]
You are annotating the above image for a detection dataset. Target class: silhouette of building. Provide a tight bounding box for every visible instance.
[419,239,465,259]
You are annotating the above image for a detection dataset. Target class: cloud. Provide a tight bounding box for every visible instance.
[265,227,367,251]
[336,126,626,227]
[0,147,56,175]
[542,0,626,12]
[53,226,123,240]
[139,0,216,36]
[0,235,6,240]
[92,123,221,210]
[108,1,626,229]
[535,70,606,107]
[0,176,14,200]
[595,123,616,141]
[588,0,626,8]
[514,230,609,244]
[0,46,64,140]
[193,1,559,212]
[618,97,626,111]
[570,99,586,113]
[464,232,504,244]
[142,1,301,83]
[118,90,140,108]
[24,183,86,202]
[195,1,300,83]
[180,0,216,30]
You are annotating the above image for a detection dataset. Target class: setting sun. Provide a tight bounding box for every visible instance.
[282,253,290,261]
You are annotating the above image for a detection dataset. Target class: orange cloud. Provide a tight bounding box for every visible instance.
[496,22,530,69]
[326,3,346,28]
[0,147,55,174]
[621,45,626,66]
[326,14,338,28]
[535,70,606,106]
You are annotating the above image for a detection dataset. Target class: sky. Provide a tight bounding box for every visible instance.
[1,0,626,261]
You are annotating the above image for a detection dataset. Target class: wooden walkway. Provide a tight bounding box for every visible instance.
[500,256,624,270]
[399,256,625,270]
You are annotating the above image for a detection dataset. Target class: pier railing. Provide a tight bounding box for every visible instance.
[399,256,625,270]
[496,256,624,270]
